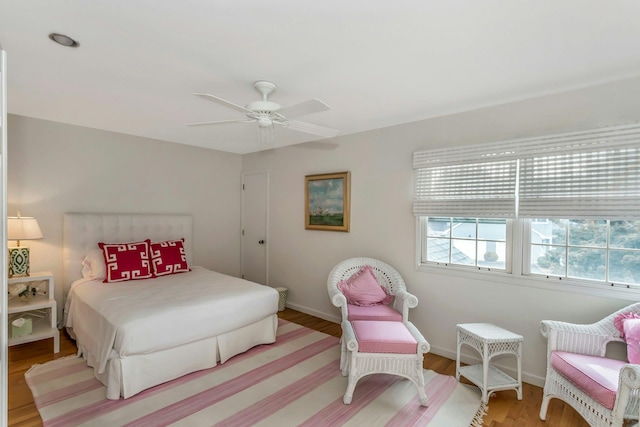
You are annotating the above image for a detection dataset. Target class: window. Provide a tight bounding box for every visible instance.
[529,219,640,285]
[421,217,509,271]
[413,123,640,290]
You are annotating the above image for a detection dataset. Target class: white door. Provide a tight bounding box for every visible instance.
[241,171,268,285]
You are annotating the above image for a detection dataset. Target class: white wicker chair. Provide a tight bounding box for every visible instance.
[327,257,418,324]
[540,303,640,427]
[327,258,420,370]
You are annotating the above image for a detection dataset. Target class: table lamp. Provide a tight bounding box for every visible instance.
[7,213,43,277]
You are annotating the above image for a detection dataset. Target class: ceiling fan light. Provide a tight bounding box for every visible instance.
[257,117,272,128]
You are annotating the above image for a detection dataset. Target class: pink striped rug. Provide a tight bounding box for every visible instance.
[25,320,485,426]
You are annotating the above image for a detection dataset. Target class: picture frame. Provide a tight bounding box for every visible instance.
[305,171,351,232]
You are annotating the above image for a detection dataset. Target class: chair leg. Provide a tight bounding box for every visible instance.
[344,357,359,404]
[539,392,551,420]
[416,383,428,407]
[414,362,428,407]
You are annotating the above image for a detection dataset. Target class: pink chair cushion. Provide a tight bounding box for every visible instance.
[347,304,402,322]
[351,320,417,354]
[551,351,626,410]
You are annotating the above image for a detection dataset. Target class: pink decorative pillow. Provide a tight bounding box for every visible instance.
[337,265,393,307]
[624,319,640,364]
[614,311,640,339]
[98,240,154,283]
[150,238,190,276]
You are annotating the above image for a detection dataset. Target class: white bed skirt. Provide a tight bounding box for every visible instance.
[73,314,278,399]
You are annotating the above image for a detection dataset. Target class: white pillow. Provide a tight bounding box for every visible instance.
[81,248,106,280]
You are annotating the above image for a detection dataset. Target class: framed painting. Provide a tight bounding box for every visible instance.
[305,171,351,232]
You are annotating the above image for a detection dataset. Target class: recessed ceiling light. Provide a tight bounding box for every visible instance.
[48,33,79,48]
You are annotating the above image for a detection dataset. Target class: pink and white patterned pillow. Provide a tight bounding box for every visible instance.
[150,238,190,276]
[98,239,154,283]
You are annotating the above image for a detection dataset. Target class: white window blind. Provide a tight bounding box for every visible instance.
[413,143,517,217]
[518,125,640,219]
[413,123,640,219]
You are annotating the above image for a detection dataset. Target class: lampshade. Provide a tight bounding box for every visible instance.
[7,216,43,277]
[8,216,43,242]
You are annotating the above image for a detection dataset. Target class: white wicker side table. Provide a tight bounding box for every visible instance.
[456,323,523,404]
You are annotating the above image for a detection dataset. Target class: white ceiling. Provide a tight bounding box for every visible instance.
[1,1,640,154]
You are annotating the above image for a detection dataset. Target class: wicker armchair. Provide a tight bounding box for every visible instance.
[540,303,640,427]
[327,257,418,324]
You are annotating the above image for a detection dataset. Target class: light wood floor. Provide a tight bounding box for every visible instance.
[8,308,590,427]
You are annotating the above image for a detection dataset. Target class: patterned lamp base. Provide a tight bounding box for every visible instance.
[9,247,30,277]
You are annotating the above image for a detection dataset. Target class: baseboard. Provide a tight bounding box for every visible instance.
[285,302,341,324]
[428,344,546,388]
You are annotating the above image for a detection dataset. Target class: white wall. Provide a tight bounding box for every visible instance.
[7,115,243,315]
[241,75,640,386]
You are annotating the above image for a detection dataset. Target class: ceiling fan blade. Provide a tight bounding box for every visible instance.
[281,120,340,138]
[187,119,256,127]
[193,93,253,114]
[278,98,330,119]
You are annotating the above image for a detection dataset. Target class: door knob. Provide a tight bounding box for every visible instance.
[258,240,265,245]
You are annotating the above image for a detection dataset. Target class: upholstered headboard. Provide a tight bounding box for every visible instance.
[63,213,193,296]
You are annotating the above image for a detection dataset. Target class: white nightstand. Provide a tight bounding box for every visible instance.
[8,271,60,353]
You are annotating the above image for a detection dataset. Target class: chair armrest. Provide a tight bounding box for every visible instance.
[613,364,640,421]
[393,290,418,323]
[328,286,347,308]
[405,321,430,355]
[540,319,618,356]
[342,321,359,353]
[620,364,640,389]
[394,290,418,308]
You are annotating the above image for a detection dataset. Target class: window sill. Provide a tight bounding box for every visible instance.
[415,263,640,302]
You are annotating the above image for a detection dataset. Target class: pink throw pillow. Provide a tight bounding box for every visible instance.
[99,240,154,283]
[150,239,190,276]
[624,319,640,364]
[614,311,640,339]
[337,265,393,307]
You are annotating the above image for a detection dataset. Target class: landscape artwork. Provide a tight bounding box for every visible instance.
[305,171,351,232]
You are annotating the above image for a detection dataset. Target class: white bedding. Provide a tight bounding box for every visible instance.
[65,266,279,376]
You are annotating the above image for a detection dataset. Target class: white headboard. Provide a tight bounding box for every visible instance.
[63,213,193,296]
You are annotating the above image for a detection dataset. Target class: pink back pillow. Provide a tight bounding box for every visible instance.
[624,318,640,364]
[338,265,393,307]
[614,311,640,339]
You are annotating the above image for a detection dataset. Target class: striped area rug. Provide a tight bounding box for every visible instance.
[25,320,485,427]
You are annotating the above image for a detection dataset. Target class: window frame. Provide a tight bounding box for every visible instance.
[418,216,513,273]
[416,217,640,301]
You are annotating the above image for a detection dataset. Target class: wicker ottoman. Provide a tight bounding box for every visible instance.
[341,320,430,406]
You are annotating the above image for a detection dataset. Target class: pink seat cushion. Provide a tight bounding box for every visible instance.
[347,304,402,322]
[551,351,626,410]
[351,320,417,354]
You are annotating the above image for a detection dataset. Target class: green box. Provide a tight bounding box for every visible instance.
[11,317,32,338]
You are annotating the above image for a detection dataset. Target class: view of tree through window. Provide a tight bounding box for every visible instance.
[531,219,640,285]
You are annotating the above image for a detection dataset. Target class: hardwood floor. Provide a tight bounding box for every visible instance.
[8,308,590,426]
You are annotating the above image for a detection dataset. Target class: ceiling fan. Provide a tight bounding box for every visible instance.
[188,81,340,142]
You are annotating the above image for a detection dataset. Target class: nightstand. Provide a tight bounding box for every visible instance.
[8,271,60,353]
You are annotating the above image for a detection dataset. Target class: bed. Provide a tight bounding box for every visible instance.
[62,213,279,400]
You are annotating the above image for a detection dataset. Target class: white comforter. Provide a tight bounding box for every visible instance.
[65,266,278,374]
